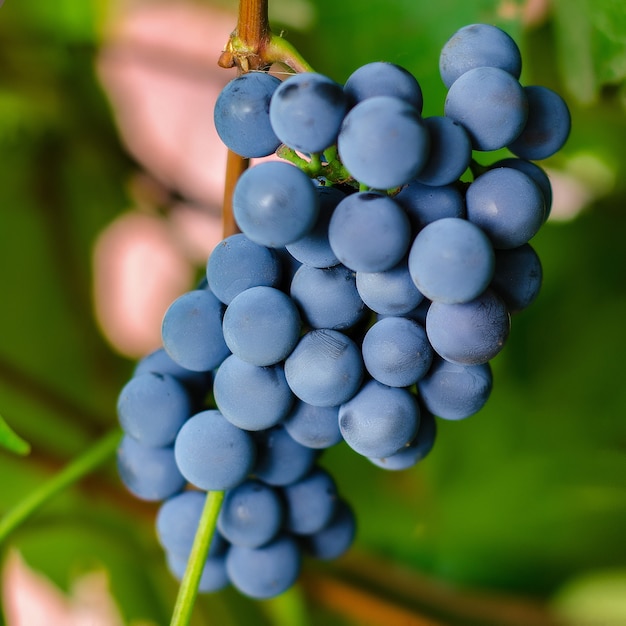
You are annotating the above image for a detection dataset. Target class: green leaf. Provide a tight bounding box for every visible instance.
[0,413,31,456]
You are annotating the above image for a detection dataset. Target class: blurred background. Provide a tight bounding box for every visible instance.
[0,0,625,624]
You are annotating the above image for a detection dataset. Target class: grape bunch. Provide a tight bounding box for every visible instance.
[115,23,570,599]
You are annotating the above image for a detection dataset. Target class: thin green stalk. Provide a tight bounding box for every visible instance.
[170,490,225,626]
[0,428,121,543]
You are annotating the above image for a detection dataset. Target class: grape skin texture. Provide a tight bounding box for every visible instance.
[222,286,301,366]
[161,289,230,372]
[207,234,282,305]
[356,260,425,316]
[226,535,302,600]
[328,192,411,273]
[362,317,433,388]
[281,467,338,535]
[418,358,492,420]
[343,61,423,111]
[426,289,510,365]
[416,116,472,186]
[117,435,185,502]
[290,264,364,330]
[338,380,420,458]
[213,72,281,158]
[282,401,342,449]
[466,168,545,249]
[284,330,364,407]
[508,85,571,160]
[117,372,191,448]
[439,23,522,88]
[408,217,495,304]
[368,408,436,470]
[285,186,344,268]
[174,410,256,491]
[213,356,294,431]
[444,66,527,151]
[302,501,356,560]
[217,480,284,548]
[233,161,319,248]
[491,244,543,314]
[269,72,347,153]
[338,96,430,189]
[252,426,318,487]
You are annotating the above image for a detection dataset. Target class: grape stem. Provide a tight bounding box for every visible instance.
[0,428,121,544]
[169,490,225,626]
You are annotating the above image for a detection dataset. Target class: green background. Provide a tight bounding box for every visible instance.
[1,0,625,624]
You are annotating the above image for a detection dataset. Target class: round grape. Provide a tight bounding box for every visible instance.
[283,401,342,449]
[302,500,356,560]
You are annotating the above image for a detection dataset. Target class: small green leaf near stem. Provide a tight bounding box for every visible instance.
[0,413,31,456]
[0,428,121,543]
[169,490,225,626]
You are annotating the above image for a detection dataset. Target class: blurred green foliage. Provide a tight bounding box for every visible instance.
[1,0,625,625]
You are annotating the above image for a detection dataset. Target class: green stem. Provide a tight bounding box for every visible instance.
[170,490,225,626]
[265,33,315,73]
[0,428,121,543]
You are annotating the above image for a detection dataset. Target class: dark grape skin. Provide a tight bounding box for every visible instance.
[338,380,420,459]
[301,500,356,561]
[174,410,256,492]
[226,534,302,600]
[217,479,284,549]
[444,66,527,151]
[213,72,282,158]
[117,435,186,502]
[117,372,191,448]
[439,23,522,89]
[426,288,510,366]
[282,401,342,450]
[418,358,493,420]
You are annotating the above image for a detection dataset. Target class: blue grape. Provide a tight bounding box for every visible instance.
[217,479,284,548]
[166,551,229,593]
[226,534,301,599]
[133,348,212,409]
[439,23,522,88]
[466,167,545,249]
[508,85,571,160]
[117,372,191,448]
[491,244,542,314]
[252,426,318,487]
[161,289,230,372]
[408,217,495,304]
[213,356,294,431]
[418,358,492,419]
[269,72,347,153]
[174,410,256,491]
[343,61,423,111]
[444,66,527,151]
[156,490,227,558]
[337,96,430,189]
[284,330,364,407]
[214,72,282,158]
[117,435,185,501]
[206,234,282,305]
[426,289,510,365]
[222,286,301,366]
[282,467,338,535]
[356,258,425,316]
[302,500,356,560]
[285,186,344,268]
[368,407,436,470]
[489,158,552,222]
[328,192,411,272]
[282,400,342,449]
[338,380,420,458]
[290,264,364,330]
[233,161,319,248]
[361,317,433,387]
[394,181,465,232]
[416,116,472,186]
